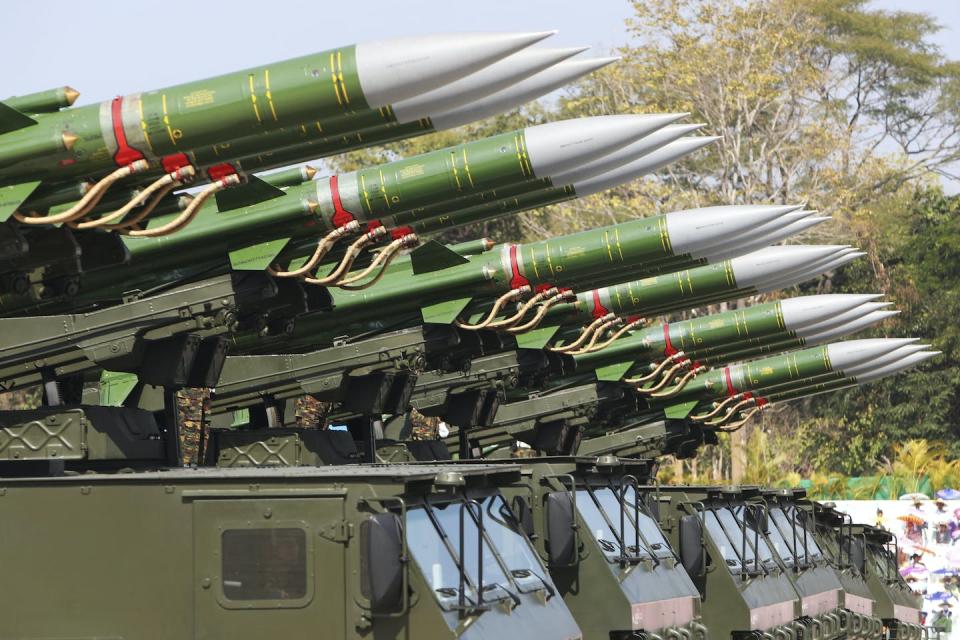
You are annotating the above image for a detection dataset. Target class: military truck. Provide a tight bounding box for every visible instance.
[0,463,584,640]
[654,485,844,640]
[855,524,925,640]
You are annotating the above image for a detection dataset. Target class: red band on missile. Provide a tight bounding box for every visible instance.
[110,97,146,167]
[161,153,191,174]
[390,225,413,240]
[330,175,356,227]
[663,323,679,357]
[207,163,237,181]
[508,244,530,290]
[591,290,610,320]
[756,397,768,407]
[724,367,737,397]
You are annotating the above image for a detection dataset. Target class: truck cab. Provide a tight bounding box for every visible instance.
[655,485,808,640]
[0,464,583,640]
[855,524,925,640]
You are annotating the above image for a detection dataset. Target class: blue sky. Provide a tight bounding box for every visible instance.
[2,0,957,189]
[4,0,957,104]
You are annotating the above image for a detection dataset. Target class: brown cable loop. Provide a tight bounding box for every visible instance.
[485,288,556,330]
[566,318,621,355]
[706,397,758,426]
[269,220,361,277]
[72,166,196,229]
[690,393,746,422]
[713,407,762,432]
[124,174,241,238]
[102,183,182,230]
[635,359,690,395]
[624,352,686,385]
[548,313,615,353]
[649,365,708,399]
[505,291,576,334]
[575,318,645,355]
[302,226,387,285]
[454,286,531,330]
[13,160,150,225]
[337,234,420,289]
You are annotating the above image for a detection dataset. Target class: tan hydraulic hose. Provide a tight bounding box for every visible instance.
[338,233,420,289]
[14,160,150,225]
[455,286,531,330]
[649,364,708,399]
[548,313,616,353]
[574,317,645,355]
[635,360,690,395]
[303,226,388,286]
[269,221,361,277]
[506,291,576,334]
[706,397,759,426]
[72,166,196,229]
[124,174,242,238]
[565,318,622,355]
[714,406,762,432]
[689,393,748,422]
[624,352,686,385]
[485,287,557,330]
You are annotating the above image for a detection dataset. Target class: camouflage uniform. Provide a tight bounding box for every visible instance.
[294,395,334,429]
[176,388,210,466]
[409,408,440,440]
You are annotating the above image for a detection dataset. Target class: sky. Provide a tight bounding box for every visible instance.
[2,0,958,185]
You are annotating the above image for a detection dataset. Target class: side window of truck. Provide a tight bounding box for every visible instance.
[221,528,308,601]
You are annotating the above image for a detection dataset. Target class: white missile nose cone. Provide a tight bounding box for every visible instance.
[525,113,688,177]
[828,338,923,372]
[570,135,717,196]
[842,344,932,377]
[391,44,590,122]
[780,294,889,329]
[800,310,902,343]
[856,351,940,382]
[731,245,848,286]
[666,204,804,256]
[551,122,708,185]
[356,31,557,106]
[430,56,620,131]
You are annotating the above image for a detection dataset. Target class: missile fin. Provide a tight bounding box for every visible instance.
[594,361,635,382]
[664,400,701,420]
[514,325,561,349]
[0,180,43,222]
[410,240,470,274]
[228,237,292,271]
[214,176,286,213]
[98,370,140,407]
[421,296,474,324]
[0,101,37,134]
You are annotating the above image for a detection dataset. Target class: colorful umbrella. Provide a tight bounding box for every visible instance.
[938,489,960,500]
[898,514,926,526]
[901,566,928,576]
[901,492,930,501]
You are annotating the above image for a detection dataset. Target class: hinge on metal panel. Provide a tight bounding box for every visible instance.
[319,520,353,543]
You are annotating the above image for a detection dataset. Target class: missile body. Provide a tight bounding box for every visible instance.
[655,339,921,407]
[574,294,884,371]
[0,32,553,183]
[546,243,845,326]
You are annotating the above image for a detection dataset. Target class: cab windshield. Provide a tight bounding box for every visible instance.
[575,485,673,561]
[406,495,551,609]
[702,506,774,573]
[769,506,823,564]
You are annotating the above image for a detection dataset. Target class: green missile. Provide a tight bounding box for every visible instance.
[536,243,846,333]
[223,55,623,177]
[572,293,884,376]
[3,86,79,114]
[0,32,554,184]
[654,338,921,411]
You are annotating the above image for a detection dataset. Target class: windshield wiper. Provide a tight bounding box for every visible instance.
[511,568,556,599]
[482,582,521,608]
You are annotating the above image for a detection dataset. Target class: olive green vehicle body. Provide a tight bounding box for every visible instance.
[0,463,583,640]
[654,485,845,640]
[470,456,709,640]
[809,503,884,640]
[854,525,924,640]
